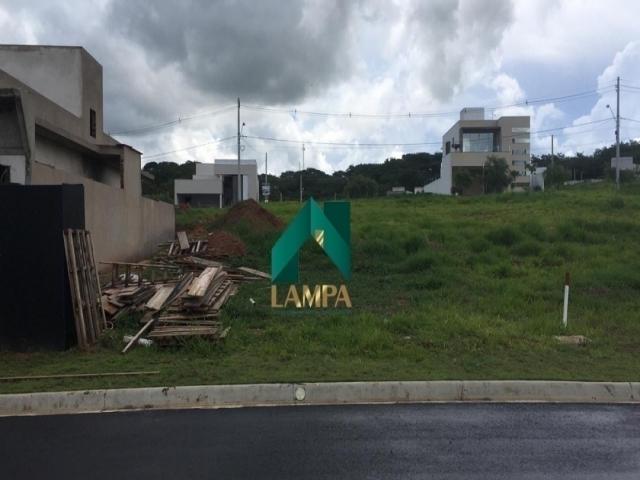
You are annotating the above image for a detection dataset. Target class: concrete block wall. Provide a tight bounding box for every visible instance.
[32,162,174,265]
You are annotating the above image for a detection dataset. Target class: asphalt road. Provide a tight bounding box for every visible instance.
[1,403,639,479]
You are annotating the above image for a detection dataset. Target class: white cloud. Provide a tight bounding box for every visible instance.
[560,41,640,154]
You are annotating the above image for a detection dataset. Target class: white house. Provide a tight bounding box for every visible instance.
[424,108,531,195]
[174,159,258,207]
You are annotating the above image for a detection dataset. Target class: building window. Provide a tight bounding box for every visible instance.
[445,141,451,154]
[90,109,96,138]
[0,165,10,184]
[462,132,494,152]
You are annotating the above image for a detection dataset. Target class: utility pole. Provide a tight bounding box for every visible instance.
[299,144,305,203]
[237,97,241,203]
[615,76,621,189]
[264,152,268,203]
[551,134,554,167]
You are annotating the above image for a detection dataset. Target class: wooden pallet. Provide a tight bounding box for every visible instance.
[63,229,106,349]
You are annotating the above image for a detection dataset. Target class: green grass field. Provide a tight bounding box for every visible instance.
[2,182,640,393]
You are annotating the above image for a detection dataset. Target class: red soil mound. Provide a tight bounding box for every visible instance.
[218,199,284,231]
[206,230,247,257]
[188,224,209,240]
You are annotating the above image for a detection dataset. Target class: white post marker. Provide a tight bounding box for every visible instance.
[562,272,570,328]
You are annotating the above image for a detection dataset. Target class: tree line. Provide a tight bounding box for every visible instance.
[142,152,442,202]
[142,140,639,202]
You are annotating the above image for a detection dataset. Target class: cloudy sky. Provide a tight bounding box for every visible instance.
[2,0,640,174]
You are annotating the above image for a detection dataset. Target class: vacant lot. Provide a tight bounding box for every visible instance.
[2,182,639,393]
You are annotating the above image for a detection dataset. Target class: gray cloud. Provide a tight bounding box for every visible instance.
[107,0,356,104]
[409,0,515,101]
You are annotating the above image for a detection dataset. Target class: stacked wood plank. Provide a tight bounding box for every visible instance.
[114,266,246,351]
[96,229,271,351]
[63,229,106,349]
[166,231,208,256]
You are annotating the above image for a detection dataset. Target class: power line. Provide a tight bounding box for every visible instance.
[243,135,441,147]
[528,118,611,136]
[242,86,614,119]
[142,135,237,160]
[110,105,236,136]
[111,84,618,139]
[140,118,619,159]
[491,87,614,111]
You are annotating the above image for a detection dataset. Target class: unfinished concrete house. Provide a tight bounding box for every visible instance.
[0,45,175,262]
[0,45,175,349]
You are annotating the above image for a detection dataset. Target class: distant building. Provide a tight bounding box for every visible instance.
[530,167,546,191]
[0,44,174,263]
[386,186,408,196]
[610,156,635,171]
[424,108,531,195]
[174,159,258,207]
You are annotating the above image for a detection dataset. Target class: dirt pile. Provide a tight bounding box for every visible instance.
[217,199,284,231]
[206,230,247,257]
[189,224,209,240]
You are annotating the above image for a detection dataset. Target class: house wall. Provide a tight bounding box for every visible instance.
[0,46,83,117]
[174,177,222,204]
[32,162,175,265]
[0,155,25,183]
[424,154,452,194]
[34,134,120,188]
[176,193,220,207]
[214,162,259,200]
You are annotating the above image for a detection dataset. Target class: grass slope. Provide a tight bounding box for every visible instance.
[2,182,640,393]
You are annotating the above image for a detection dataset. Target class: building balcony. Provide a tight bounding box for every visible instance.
[448,151,505,168]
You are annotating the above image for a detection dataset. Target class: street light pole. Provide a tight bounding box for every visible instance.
[615,76,621,189]
[299,143,305,203]
[237,97,241,202]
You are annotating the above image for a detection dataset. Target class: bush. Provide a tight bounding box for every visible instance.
[344,175,379,198]
[512,240,542,257]
[544,163,569,188]
[483,156,512,193]
[468,237,492,253]
[519,220,548,241]
[402,234,425,254]
[486,226,522,246]
[608,197,625,209]
[491,262,513,278]
[555,221,592,243]
[397,251,436,273]
[361,237,395,257]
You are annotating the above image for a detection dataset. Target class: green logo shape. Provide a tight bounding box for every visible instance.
[271,199,351,284]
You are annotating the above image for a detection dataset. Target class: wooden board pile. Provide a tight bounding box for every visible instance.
[98,230,272,352]
[120,269,234,352]
[166,231,208,256]
[63,229,106,349]
[113,263,269,352]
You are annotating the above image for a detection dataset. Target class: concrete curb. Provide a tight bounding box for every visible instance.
[1,381,638,416]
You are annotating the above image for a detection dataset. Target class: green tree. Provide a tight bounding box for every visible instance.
[343,175,379,198]
[483,156,511,193]
[544,163,569,188]
[453,169,473,195]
